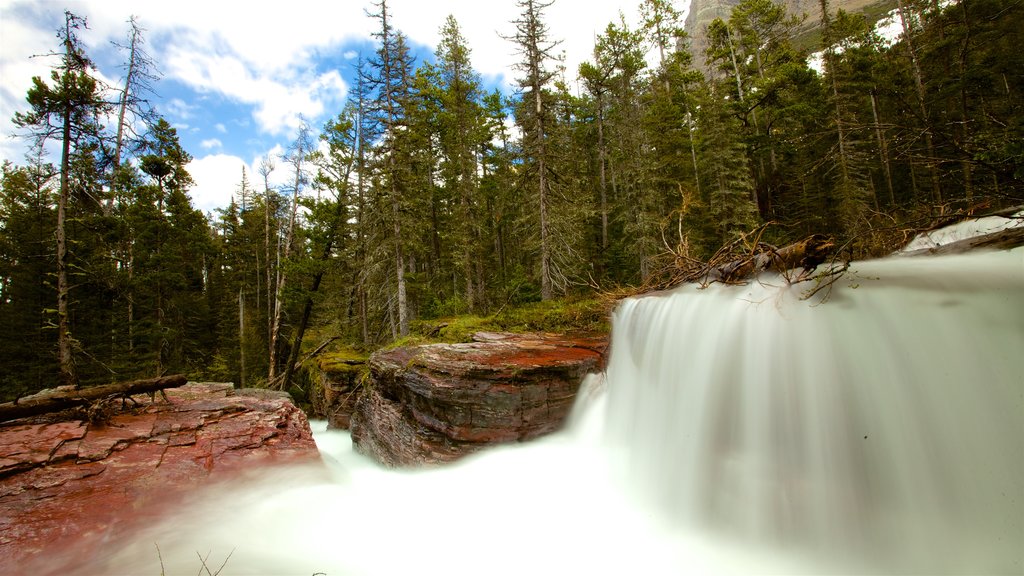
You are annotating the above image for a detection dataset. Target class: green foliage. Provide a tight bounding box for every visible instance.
[401,296,610,348]
[2,1,1021,401]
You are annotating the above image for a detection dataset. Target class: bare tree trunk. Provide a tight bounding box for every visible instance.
[269,149,303,382]
[392,181,408,335]
[281,161,351,390]
[820,0,851,186]
[535,74,553,301]
[596,92,608,252]
[107,18,141,217]
[57,103,76,388]
[687,114,701,199]
[259,157,275,363]
[238,287,246,388]
[870,88,896,206]
[897,0,942,204]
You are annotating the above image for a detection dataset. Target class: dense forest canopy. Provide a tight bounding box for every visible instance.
[1,0,1020,400]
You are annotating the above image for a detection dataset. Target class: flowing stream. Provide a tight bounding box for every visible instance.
[85,247,1021,575]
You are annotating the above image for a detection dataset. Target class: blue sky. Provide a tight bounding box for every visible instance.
[1,0,676,214]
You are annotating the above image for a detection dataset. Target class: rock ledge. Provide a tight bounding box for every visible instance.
[351,332,605,467]
[0,382,318,571]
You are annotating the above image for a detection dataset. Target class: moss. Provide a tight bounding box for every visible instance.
[398,297,610,349]
[489,298,610,335]
[317,348,369,373]
[382,334,435,350]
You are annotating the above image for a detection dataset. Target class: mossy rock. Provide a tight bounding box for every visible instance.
[317,348,369,374]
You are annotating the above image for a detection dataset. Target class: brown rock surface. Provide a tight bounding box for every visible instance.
[351,332,605,467]
[0,382,318,572]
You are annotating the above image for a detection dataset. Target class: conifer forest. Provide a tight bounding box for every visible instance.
[1,0,1021,400]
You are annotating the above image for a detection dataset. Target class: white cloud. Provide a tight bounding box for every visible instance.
[187,153,246,213]
[186,144,293,214]
[200,138,222,150]
[162,35,347,136]
[1,0,688,208]
[161,98,195,121]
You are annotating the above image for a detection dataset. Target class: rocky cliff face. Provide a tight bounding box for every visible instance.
[684,0,882,71]
[310,351,367,430]
[0,382,319,572]
[350,332,605,467]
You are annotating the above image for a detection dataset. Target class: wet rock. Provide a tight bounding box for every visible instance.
[0,382,318,572]
[351,332,605,467]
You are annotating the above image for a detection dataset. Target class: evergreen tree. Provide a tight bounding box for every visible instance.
[13,11,111,387]
[0,160,58,399]
[509,0,561,300]
[436,15,488,312]
[365,0,417,335]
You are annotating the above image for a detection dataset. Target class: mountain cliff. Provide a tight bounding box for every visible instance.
[684,0,888,71]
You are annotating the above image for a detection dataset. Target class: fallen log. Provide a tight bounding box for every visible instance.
[706,234,836,284]
[0,374,187,423]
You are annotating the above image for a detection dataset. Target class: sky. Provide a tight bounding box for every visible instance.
[0,0,688,215]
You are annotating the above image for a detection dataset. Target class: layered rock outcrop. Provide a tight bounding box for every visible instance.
[0,382,318,572]
[351,332,605,467]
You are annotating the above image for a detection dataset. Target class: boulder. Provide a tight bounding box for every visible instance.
[351,332,605,467]
[0,382,319,572]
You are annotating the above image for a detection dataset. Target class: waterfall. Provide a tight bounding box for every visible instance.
[603,248,1023,574]
[73,248,1022,575]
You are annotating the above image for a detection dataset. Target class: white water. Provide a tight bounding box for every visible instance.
[76,248,1022,575]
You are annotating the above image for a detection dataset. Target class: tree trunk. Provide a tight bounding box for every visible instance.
[57,102,76,388]
[870,88,896,206]
[269,146,304,381]
[281,174,349,390]
[107,18,140,217]
[536,82,553,301]
[0,375,187,422]
[897,0,942,204]
[239,287,246,388]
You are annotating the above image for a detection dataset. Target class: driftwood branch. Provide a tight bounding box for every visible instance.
[700,234,837,285]
[0,374,187,422]
[267,337,337,390]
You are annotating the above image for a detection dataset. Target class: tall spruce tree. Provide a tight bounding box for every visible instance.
[365,0,417,335]
[13,11,111,387]
[509,0,560,300]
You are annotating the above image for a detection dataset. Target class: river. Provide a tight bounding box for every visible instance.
[85,245,1023,575]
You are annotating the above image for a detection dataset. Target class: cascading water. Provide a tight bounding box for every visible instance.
[604,248,1023,574]
[71,247,1022,575]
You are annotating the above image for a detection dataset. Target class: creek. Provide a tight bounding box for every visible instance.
[84,247,1022,575]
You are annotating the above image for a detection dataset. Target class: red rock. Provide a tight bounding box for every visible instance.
[0,382,319,573]
[351,332,605,467]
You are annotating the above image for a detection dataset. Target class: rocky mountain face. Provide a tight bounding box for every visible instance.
[684,0,883,71]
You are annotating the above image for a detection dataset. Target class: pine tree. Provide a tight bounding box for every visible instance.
[509,0,561,300]
[436,15,487,312]
[0,159,58,398]
[13,11,111,387]
[365,0,417,335]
